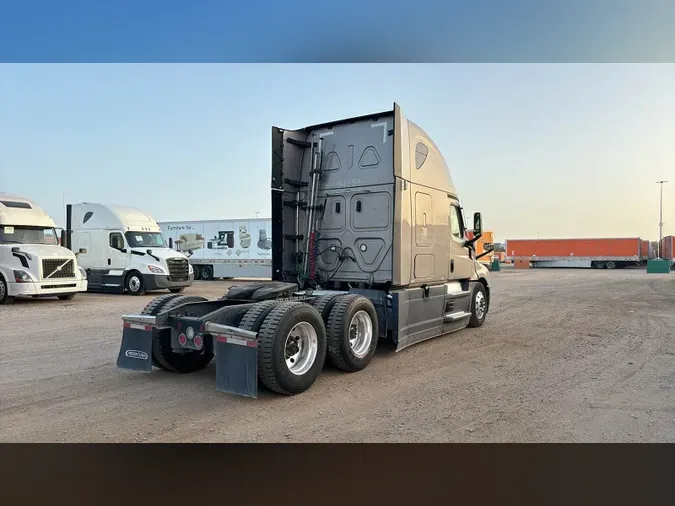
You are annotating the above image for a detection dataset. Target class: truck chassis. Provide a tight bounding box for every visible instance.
[116,280,487,398]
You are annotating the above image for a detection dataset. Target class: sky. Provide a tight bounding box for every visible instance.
[1,64,674,243]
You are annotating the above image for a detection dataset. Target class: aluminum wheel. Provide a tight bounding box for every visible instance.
[284,321,318,376]
[348,310,373,358]
[128,276,141,292]
[475,291,487,320]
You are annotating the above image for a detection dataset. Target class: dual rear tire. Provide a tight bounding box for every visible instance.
[235,294,379,395]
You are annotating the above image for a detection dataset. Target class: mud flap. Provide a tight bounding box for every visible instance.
[212,331,258,399]
[116,322,154,372]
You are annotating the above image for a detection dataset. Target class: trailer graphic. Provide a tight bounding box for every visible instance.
[161,218,272,280]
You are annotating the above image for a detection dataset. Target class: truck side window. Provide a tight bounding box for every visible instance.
[415,142,429,169]
[449,206,463,240]
[109,232,124,250]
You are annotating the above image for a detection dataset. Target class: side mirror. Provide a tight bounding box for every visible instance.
[473,212,483,236]
[168,238,173,249]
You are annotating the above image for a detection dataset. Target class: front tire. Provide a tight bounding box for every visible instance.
[193,265,201,280]
[468,282,488,328]
[169,287,185,294]
[57,294,76,301]
[0,277,15,305]
[257,302,327,395]
[325,294,378,372]
[126,271,146,296]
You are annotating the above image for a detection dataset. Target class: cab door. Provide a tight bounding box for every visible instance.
[108,231,129,270]
[448,200,474,280]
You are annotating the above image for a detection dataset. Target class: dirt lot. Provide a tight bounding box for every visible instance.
[1,268,674,442]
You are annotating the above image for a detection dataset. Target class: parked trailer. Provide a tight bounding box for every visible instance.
[641,240,656,262]
[660,235,674,266]
[116,103,492,398]
[159,218,272,281]
[506,237,644,269]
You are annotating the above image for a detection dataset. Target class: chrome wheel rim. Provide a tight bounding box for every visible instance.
[284,322,318,376]
[349,311,373,358]
[475,291,486,320]
[129,276,141,292]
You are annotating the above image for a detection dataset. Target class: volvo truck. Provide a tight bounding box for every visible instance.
[115,103,491,397]
[63,203,194,295]
[0,193,88,304]
[160,218,272,280]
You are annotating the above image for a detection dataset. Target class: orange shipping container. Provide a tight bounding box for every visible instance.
[641,240,649,259]
[661,236,674,260]
[506,238,641,259]
[514,258,531,269]
[466,230,494,263]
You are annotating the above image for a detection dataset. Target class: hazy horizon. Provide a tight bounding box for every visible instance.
[1,64,673,243]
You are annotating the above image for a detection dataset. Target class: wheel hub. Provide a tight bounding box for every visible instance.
[284,322,318,376]
[129,276,141,292]
[475,291,486,320]
[348,310,373,358]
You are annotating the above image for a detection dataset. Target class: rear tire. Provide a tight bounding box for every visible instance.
[0,277,14,305]
[606,261,616,269]
[468,282,488,328]
[193,265,201,280]
[126,271,146,296]
[257,301,327,395]
[200,266,213,281]
[238,300,281,332]
[311,293,344,323]
[57,294,76,301]
[325,294,378,372]
[150,295,214,373]
[141,293,184,369]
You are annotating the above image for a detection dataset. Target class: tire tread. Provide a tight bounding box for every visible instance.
[325,294,368,372]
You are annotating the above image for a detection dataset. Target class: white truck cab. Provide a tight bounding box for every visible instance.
[65,203,194,295]
[0,193,88,304]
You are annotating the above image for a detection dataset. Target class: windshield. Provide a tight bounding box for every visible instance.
[0,225,59,245]
[125,231,167,248]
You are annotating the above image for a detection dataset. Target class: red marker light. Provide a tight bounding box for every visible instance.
[178,334,187,346]
[193,335,203,349]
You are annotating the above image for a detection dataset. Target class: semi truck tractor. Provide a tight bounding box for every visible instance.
[115,103,491,397]
[159,218,272,280]
[0,193,88,304]
[63,203,194,295]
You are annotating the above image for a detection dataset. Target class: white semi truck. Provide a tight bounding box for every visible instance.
[159,218,272,280]
[63,203,194,295]
[0,193,88,304]
[115,104,491,398]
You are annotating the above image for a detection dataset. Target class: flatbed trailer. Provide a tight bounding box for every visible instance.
[116,103,491,397]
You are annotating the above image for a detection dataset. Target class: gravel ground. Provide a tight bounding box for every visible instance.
[1,268,674,442]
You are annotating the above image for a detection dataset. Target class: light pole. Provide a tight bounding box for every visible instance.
[656,180,668,259]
